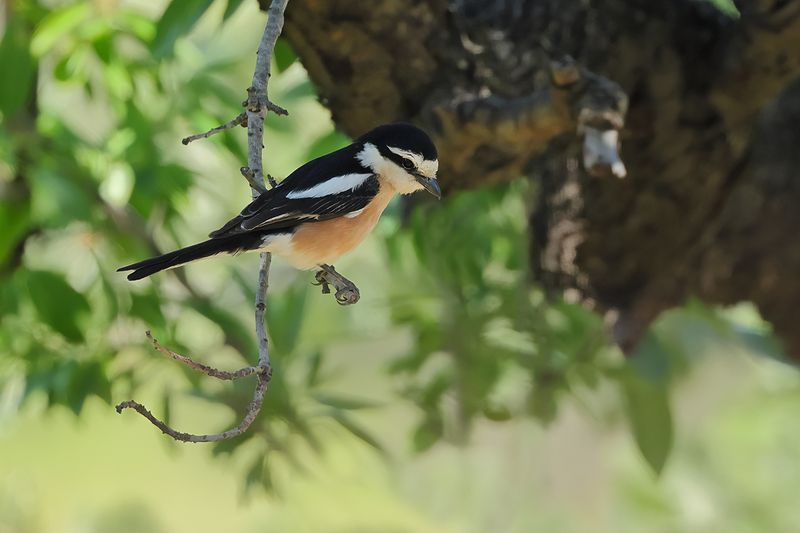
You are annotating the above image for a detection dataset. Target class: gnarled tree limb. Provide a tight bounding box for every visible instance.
[271,0,800,358]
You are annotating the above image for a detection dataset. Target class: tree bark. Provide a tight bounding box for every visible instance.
[268,0,800,358]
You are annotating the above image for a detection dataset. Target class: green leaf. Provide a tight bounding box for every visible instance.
[152,0,214,59]
[29,167,93,226]
[0,17,36,116]
[622,369,674,475]
[119,10,157,43]
[483,403,512,422]
[305,351,323,387]
[312,393,381,410]
[223,0,247,21]
[266,283,307,356]
[0,276,20,315]
[212,433,251,456]
[629,330,672,382]
[129,290,166,330]
[25,270,90,343]
[244,456,272,492]
[99,274,120,323]
[329,411,385,454]
[412,414,443,453]
[30,3,91,56]
[732,325,785,361]
[273,38,296,73]
[66,360,111,414]
[0,197,32,268]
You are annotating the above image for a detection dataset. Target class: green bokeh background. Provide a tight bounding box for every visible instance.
[1,1,798,532]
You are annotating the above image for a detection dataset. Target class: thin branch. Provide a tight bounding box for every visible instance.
[116,0,290,441]
[254,252,272,368]
[145,330,266,380]
[181,112,247,145]
[246,0,289,185]
[114,375,270,442]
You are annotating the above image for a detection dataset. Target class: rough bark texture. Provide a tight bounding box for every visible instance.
[267,0,800,358]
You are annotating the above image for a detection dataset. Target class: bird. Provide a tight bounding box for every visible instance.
[118,122,440,281]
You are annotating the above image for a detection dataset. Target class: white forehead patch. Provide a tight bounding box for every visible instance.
[387,146,439,178]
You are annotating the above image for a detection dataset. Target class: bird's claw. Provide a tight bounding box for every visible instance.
[313,265,360,305]
[312,270,332,294]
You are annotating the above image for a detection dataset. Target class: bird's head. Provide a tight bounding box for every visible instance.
[356,123,441,198]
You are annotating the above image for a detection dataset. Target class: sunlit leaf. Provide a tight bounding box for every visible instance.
[119,10,157,43]
[30,3,91,56]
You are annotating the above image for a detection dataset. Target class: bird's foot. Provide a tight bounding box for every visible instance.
[313,264,360,305]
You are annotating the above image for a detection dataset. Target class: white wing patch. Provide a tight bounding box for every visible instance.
[286,173,373,199]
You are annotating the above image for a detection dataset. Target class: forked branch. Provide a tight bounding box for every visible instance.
[115,0,290,442]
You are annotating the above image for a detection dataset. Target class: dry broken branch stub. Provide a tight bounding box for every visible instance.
[181,112,247,145]
[240,166,267,195]
[116,0,290,441]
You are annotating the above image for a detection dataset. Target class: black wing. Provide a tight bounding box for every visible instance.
[209,144,379,239]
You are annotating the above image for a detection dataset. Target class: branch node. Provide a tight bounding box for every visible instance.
[240,166,268,194]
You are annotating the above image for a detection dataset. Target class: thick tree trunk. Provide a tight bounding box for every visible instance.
[268,0,800,358]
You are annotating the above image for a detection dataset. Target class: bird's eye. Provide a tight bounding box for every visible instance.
[401,159,415,170]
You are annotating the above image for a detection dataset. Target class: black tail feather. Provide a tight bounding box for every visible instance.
[118,234,262,281]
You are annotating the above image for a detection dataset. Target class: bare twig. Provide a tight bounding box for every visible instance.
[314,264,360,305]
[145,330,266,380]
[181,112,247,145]
[114,377,270,442]
[240,166,267,195]
[116,0,290,442]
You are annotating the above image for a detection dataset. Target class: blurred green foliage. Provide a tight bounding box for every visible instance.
[0,0,787,505]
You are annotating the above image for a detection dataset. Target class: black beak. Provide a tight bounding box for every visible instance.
[414,174,442,199]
